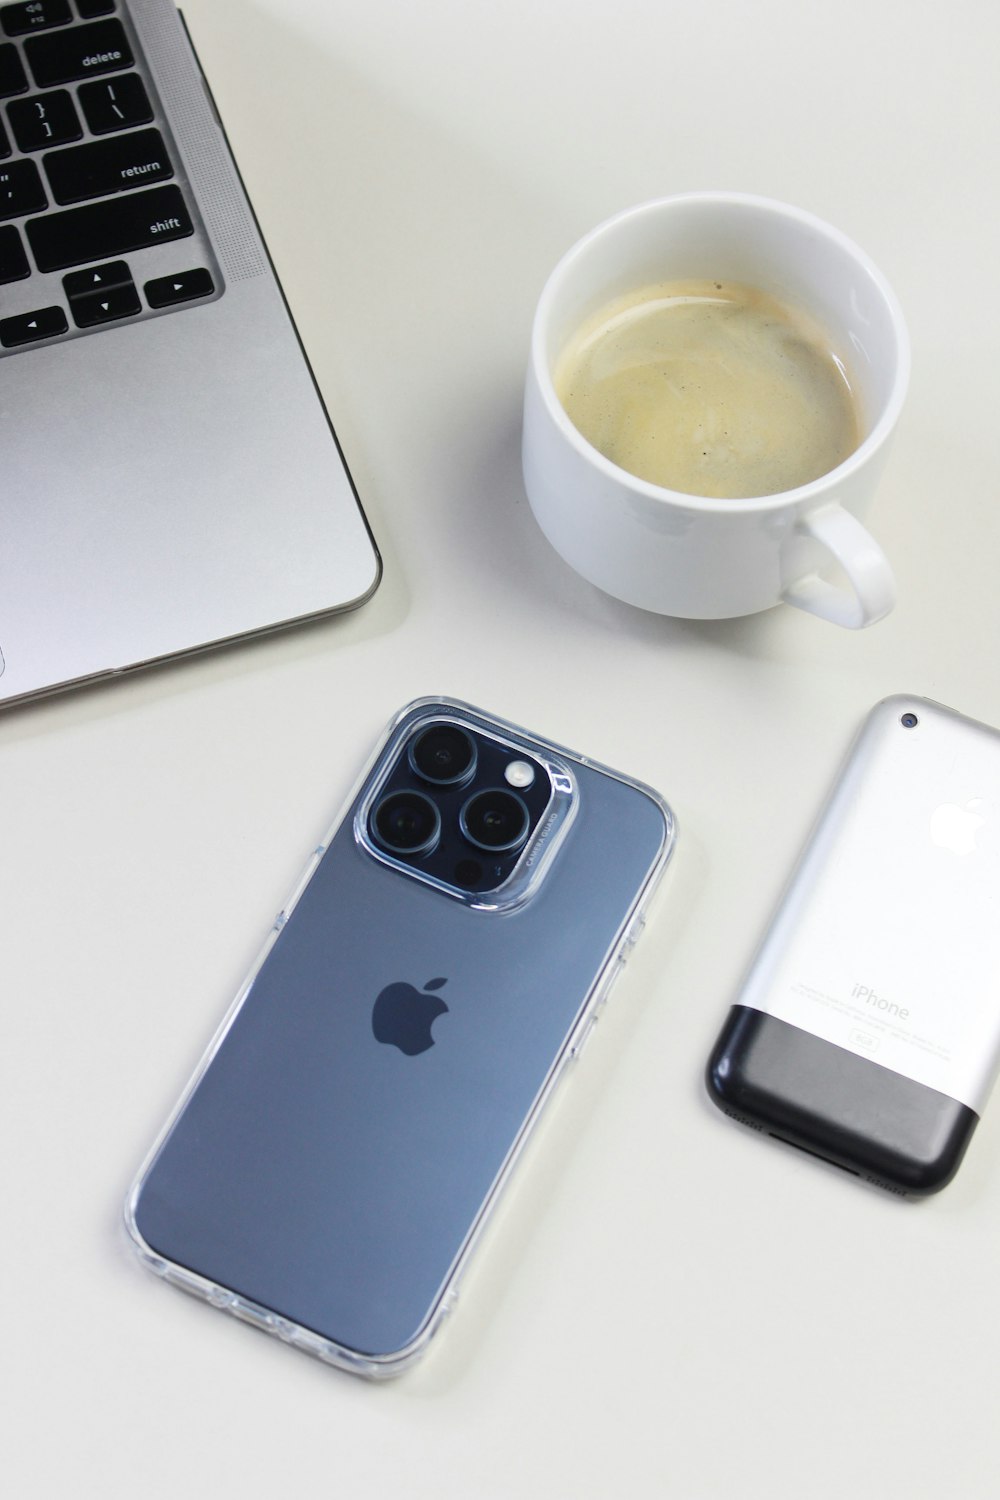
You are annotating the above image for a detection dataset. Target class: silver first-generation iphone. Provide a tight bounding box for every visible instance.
[127,699,675,1375]
[707,696,1000,1196]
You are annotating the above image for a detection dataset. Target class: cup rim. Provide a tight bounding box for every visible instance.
[530,190,911,514]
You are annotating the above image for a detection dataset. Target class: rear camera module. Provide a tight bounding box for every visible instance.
[361,715,563,900]
[408,724,478,786]
[900,712,918,729]
[372,790,441,857]
[459,788,531,854]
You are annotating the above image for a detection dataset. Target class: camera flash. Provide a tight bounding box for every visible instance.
[504,759,535,789]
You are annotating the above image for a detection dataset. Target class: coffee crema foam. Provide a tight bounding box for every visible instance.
[554,279,862,499]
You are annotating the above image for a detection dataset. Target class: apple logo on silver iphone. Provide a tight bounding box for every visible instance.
[929,800,987,856]
[372,977,449,1055]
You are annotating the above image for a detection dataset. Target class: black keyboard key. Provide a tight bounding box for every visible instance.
[78,70,150,134]
[26,182,191,269]
[77,1,116,16]
[62,256,129,296]
[8,87,81,150]
[145,266,213,308]
[0,115,9,156]
[0,302,66,345]
[1,1,71,38]
[69,279,139,327]
[24,17,131,88]
[0,157,45,218]
[0,40,28,94]
[0,221,28,280]
[44,126,170,203]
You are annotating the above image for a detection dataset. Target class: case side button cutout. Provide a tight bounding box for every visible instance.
[623,912,646,951]
[598,954,628,1010]
[231,1298,277,1332]
[569,1014,599,1061]
[572,950,631,1059]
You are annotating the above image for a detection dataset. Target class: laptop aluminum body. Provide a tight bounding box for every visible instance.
[0,0,380,706]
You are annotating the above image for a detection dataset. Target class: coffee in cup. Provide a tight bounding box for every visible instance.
[522,193,909,628]
[554,277,862,501]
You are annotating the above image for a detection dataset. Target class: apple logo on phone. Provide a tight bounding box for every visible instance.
[372,977,448,1056]
[930,799,987,856]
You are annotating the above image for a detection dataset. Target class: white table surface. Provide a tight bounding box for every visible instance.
[6,2,1000,1496]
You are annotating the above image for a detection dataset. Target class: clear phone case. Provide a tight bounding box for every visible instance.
[126,698,675,1375]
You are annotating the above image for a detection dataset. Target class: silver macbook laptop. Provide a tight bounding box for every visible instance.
[0,0,381,707]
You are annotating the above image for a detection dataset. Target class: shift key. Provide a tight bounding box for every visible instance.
[26,184,192,271]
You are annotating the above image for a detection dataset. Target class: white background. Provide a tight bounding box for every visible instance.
[5,2,1000,1496]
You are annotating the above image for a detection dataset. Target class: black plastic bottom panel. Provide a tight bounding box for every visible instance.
[706,1006,978,1195]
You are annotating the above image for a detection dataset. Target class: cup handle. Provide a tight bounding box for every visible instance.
[780,503,896,629]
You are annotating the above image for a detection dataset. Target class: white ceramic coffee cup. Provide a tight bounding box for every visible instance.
[522,193,909,627]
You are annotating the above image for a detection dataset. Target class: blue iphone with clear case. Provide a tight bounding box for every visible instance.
[127,698,675,1376]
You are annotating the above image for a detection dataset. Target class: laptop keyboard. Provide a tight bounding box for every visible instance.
[0,0,219,353]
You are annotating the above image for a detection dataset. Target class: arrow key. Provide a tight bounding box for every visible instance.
[63,258,131,298]
[144,266,214,309]
[69,279,140,327]
[0,304,68,346]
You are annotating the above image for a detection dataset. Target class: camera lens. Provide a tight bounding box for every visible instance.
[460,788,531,854]
[901,712,919,729]
[408,724,478,786]
[372,790,441,856]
